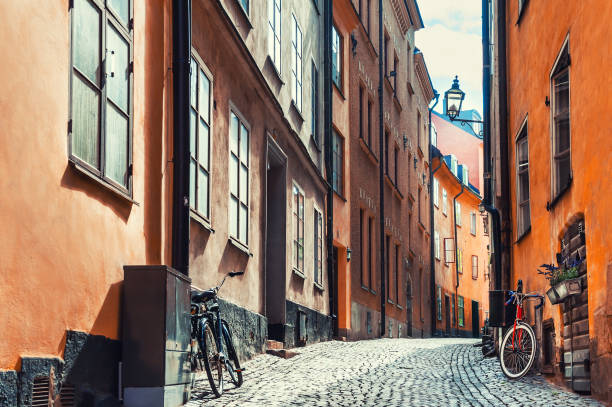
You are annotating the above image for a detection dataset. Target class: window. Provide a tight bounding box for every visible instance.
[444,237,455,263]
[516,123,531,237]
[434,231,440,259]
[394,146,399,185]
[367,99,373,147]
[366,0,371,34]
[359,86,364,140]
[368,215,374,289]
[458,296,464,327]
[433,178,439,207]
[311,63,319,143]
[332,25,342,89]
[462,165,469,186]
[457,249,463,274]
[470,212,477,235]
[385,130,390,174]
[385,235,391,299]
[292,183,305,273]
[450,155,458,175]
[442,188,448,215]
[267,0,281,72]
[551,40,571,197]
[431,123,437,147]
[472,255,478,280]
[455,201,461,226]
[360,209,366,287]
[291,15,303,111]
[384,34,389,76]
[332,130,344,194]
[417,112,422,151]
[229,111,249,245]
[189,55,212,220]
[395,244,400,304]
[70,0,133,192]
[418,188,422,224]
[393,54,398,94]
[314,208,323,284]
[437,287,442,321]
[239,0,249,14]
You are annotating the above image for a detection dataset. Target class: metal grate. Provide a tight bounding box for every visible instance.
[60,383,76,407]
[31,377,50,407]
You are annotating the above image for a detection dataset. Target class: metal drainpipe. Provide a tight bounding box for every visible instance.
[427,93,440,337]
[324,0,335,337]
[481,0,503,290]
[453,183,465,333]
[377,0,386,337]
[171,0,192,275]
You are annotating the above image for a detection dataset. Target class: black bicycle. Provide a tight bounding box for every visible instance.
[190,271,244,397]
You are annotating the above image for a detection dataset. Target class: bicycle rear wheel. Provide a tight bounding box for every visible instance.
[200,320,224,397]
[499,322,536,379]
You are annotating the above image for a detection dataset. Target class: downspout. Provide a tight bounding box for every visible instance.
[428,94,440,337]
[453,183,465,334]
[324,0,335,336]
[481,0,502,290]
[378,0,386,337]
[171,0,192,275]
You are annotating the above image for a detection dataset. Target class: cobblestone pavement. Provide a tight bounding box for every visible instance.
[187,338,604,407]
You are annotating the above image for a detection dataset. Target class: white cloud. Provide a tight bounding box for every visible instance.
[415,1,483,113]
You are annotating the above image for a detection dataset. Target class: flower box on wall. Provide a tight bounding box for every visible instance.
[546,278,582,305]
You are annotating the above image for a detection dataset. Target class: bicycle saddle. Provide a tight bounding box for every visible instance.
[191,289,216,303]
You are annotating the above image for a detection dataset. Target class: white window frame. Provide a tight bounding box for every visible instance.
[267,0,282,73]
[516,117,531,237]
[291,14,303,112]
[433,177,439,207]
[189,51,213,223]
[314,206,323,285]
[470,212,476,235]
[292,182,305,274]
[228,106,250,246]
[442,188,448,215]
[455,201,462,226]
[434,231,440,259]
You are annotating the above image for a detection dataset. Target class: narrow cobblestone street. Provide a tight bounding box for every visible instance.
[188,338,604,407]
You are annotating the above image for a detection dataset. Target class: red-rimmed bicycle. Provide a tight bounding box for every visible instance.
[499,280,544,379]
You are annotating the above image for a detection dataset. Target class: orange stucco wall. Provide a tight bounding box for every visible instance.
[0,0,171,369]
[504,0,612,399]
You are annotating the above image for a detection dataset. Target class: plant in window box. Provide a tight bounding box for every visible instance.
[539,256,584,305]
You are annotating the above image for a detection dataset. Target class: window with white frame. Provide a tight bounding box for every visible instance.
[457,249,463,274]
[472,255,478,279]
[444,238,455,264]
[437,286,442,320]
[189,54,212,220]
[229,111,249,245]
[332,130,344,194]
[450,155,458,176]
[293,183,305,273]
[267,0,281,72]
[470,212,476,235]
[442,188,448,215]
[455,201,461,226]
[462,165,469,186]
[434,231,440,259]
[70,0,133,192]
[291,14,303,111]
[431,123,437,147]
[551,39,571,198]
[516,123,531,237]
[331,24,342,89]
[311,62,319,143]
[433,177,439,207]
[314,208,323,284]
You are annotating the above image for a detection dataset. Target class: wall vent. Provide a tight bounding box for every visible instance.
[60,383,76,407]
[31,377,51,407]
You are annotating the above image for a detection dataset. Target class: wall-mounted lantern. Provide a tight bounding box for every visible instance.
[346,247,352,262]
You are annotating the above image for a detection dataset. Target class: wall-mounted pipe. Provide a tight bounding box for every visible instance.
[171,0,192,275]
[377,0,386,337]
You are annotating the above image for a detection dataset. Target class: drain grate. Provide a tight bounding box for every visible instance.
[31,377,50,407]
[60,383,76,407]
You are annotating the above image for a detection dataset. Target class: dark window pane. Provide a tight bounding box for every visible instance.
[557,155,571,189]
[105,102,129,186]
[189,109,197,156]
[521,203,531,231]
[519,173,530,202]
[555,118,570,153]
[108,0,129,25]
[72,75,100,167]
[74,0,101,85]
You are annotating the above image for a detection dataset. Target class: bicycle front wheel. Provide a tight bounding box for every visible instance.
[500,322,536,379]
[200,320,224,397]
[221,319,243,387]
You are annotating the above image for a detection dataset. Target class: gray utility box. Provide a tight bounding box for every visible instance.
[122,265,192,407]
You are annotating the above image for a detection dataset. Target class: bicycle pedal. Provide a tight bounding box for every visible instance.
[234,368,245,372]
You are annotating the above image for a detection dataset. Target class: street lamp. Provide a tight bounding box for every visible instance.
[445,76,464,120]
[444,76,483,135]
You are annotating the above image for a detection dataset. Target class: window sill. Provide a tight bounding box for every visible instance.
[190,210,215,233]
[265,56,284,85]
[293,268,306,280]
[68,159,138,206]
[384,77,394,94]
[387,298,395,305]
[228,237,253,257]
[370,288,377,295]
[407,192,415,203]
[333,81,345,100]
[435,257,441,262]
[395,304,403,310]
[359,138,378,165]
[234,0,253,30]
[393,94,403,112]
[384,174,403,200]
[515,226,531,244]
[290,101,305,123]
[417,145,424,159]
[546,177,572,211]
[418,221,426,233]
[311,134,322,152]
[314,281,325,291]
[407,80,415,95]
[472,276,478,280]
[333,189,347,202]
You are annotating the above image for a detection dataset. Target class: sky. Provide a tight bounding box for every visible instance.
[415,0,483,115]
